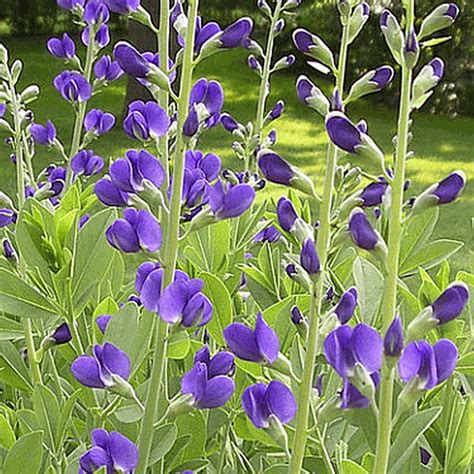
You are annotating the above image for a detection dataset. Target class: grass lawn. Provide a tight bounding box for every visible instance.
[1,36,472,272]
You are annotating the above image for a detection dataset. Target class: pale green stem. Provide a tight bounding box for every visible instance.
[373,2,415,473]
[136,0,199,470]
[254,0,282,150]
[288,19,350,474]
[7,66,43,385]
[66,26,95,189]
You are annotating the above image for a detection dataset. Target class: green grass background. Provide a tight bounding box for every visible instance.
[1,37,472,271]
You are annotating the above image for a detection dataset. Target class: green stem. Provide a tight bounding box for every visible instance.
[136,0,199,471]
[217,415,233,474]
[66,26,95,189]
[7,67,43,385]
[289,20,350,473]
[373,2,415,473]
[254,0,282,149]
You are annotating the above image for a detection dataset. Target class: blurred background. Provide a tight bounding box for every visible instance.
[0,0,472,270]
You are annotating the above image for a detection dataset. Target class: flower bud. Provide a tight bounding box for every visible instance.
[325,112,385,171]
[274,19,285,35]
[257,0,272,17]
[300,239,320,278]
[20,85,40,104]
[0,44,8,64]
[404,27,419,69]
[2,239,16,262]
[333,287,358,324]
[348,208,387,258]
[337,0,351,18]
[383,316,404,359]
[412,58,444,109]
[419,3,459,40]
[380,9,404,65]
[348,2,370,44]
[330,88,344,112]
[247,55,262,74]
[285,262,312,291]
[293,29,336,71]
[296,75,330,116]
[273,55,295,72]
[347,66,394,102]
[411,171,466,214]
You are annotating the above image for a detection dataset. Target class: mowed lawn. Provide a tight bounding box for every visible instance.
[1,36,472,271]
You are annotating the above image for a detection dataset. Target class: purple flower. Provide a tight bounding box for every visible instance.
[242,381,297,429]
[50,322,72,345]
[71,150,104,177]
[2,239,15,260]
[54,71,92,103]
[94,55,124,82]
[293,28,335,69]
[258,151,293,186]
[223,313,279,364]
[109,149,165,193]
[293,29,315,53]
[268,100,285,120]
[398,339,458,389]
[82,24,111,49]
[106,208,162,253]
[184,79,224,136]
[300,239,320,275]
[57,0,84,10]
[340,374,380,409]
[96,314,112,334]
[185,150,221,181]
[431,283,469,324]
[79,214,90,229]
[431,171,466,204]
[404,27,419,67]
[114,42,150,78]
[84,109,116,136]
[420,447,432,466]
[30,120,56,146]
[277,197,298,232]
[334,287,358,324]
[79,428,138,474]
[194,346,235,377]
[156,275,212,327]
[220,113,239,132]
[207,180,255,219]
[219,18,253,48]
[384,316,404,358]
[296,76,329,116]
[123,100,170,141]
[95,178,131,207]
[182,169,208,209]
[71,343,130,389]
[253,225,281,244]
[359,181,389,207]
[138,52,177,86]
[0,104,5,118]
[291,306,304,325]
[324,324,382,378]
[330,88,343,112]
[189,17,222,55]
[47,33,76,60]
[181,358,235,409]
[326,112,362,153]
[83,0,110,24]
[419,3,460,40]
[371,66,394,89]
[348,208,380,251]
[104,0,140,14]
[0,209,16,228]
[247,55,261,72]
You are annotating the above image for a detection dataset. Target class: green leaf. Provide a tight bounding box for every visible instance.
[105,302,141,367]
[0,315,25,340]
[149,423,178,466]
[444,395,473,472]
[353,257,384,325]
[341,459,368,474]
[3,431,44,474]
[388,407,442,473]
[33,384,60,451]
[457,352,474,376]
[168,331,191,360]
[0,268,57,319]
[234,413,278,447]
[176,411,206,465]
[0,341,33,392]
[199,272,233,346]
[400,240,463,275]
[0,413,16,448]
[71,208,116,310]
[93,297,119,318]
[56,390,80,451]
[421,36,452,47]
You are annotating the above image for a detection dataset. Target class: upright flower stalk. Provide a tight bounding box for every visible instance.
[255,0,283,144]
[2,56,43,385]
[374,1,415,472]
[289,14,351,474]
[136,0,199,470]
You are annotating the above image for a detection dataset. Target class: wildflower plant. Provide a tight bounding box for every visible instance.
[0,0,471,473]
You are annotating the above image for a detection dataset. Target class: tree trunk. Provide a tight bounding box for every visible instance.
[123,0,159,112]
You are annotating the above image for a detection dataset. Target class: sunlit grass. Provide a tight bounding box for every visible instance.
[0,37,472,271]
